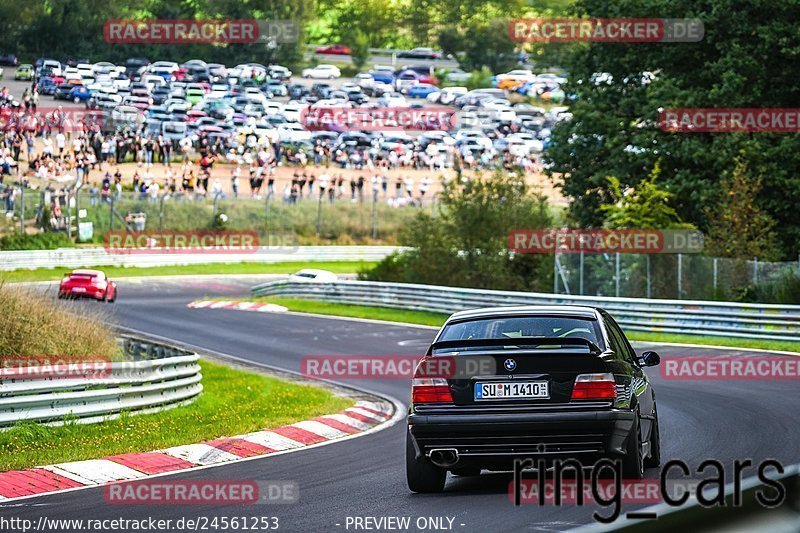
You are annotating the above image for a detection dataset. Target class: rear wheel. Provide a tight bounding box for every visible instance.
[406,431,446,493]
[622,413,644,479]
[450,467,480,477]
[643,405,661,468]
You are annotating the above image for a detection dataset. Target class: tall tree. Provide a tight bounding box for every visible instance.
[546,0,800,259]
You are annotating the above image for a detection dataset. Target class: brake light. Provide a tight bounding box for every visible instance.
[411,378,453,404]
[571,373,617,400]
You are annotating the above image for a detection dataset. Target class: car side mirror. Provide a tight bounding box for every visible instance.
[640,351,661,367]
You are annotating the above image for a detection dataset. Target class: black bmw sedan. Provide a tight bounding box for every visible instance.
[406,306,661,492]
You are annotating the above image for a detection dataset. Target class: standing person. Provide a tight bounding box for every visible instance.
[419,176,431,202]
[231,164,241,199]
[55,131,66,158]
[318,172,330,202]
[31,88,39,111]
[349,176,356,201]
[404,176,414,199]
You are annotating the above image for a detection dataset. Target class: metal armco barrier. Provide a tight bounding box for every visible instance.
[0,246,403,271]
[0,338,202,427]
[252,280,800,342]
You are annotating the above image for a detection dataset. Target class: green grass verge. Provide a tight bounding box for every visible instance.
[0,261,376,283]
[257,297,449,326]
[0,360,353,471]
[259,297,800,354]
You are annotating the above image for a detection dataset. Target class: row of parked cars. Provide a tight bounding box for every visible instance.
[14,55,569,161]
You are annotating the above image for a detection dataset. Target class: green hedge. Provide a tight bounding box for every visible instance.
[0,232,75,251]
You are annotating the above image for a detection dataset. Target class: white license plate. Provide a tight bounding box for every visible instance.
[71,287,86,293]
[475,381,549,400]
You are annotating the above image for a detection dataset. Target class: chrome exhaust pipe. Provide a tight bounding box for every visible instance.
[428,448,459,468]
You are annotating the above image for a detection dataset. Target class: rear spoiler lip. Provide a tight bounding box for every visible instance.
[429,337,603,355]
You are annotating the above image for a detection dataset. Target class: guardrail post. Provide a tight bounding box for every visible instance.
[159,193,165,231]
[579,250,584,295]
[753,256,758,284]
[713,257,718,291]
[371,188,378,239]
[19,185,24,235]
[316,188,324,236]
[553,253,558,294]
[615,252,620,297]
[677,253,683,298]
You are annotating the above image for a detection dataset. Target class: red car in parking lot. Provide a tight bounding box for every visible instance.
[58,269,117,302]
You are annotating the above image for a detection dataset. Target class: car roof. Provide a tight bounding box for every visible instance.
[446,305,600,323]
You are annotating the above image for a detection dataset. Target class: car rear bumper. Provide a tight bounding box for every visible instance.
[408,409,635,468]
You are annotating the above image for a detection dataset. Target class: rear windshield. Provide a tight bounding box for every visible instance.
[437,316,603,348]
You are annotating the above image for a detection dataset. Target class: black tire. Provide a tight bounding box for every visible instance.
[644,404,661,468]
[622,413,644,479]
[406,431,446,493]
[450,467,480,477]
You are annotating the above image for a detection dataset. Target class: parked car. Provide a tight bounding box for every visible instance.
[58,270,117,302]
[368,66,395,84]
[14,64,34,81]
[0,52,18,66]
[69,85,93,103]
[302,64,341,79]
[406,83,439,98]
[444,68,472,83]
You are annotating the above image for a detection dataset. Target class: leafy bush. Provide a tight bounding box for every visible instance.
[361,172,554,291]
[0,232,75,250]
[736,272,800,304]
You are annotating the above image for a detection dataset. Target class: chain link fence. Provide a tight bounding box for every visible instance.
[554,252,800,302]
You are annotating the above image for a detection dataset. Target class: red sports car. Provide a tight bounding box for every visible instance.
[315,44,352,55]
[58,269,117,302]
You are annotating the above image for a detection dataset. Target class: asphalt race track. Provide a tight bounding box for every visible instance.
[5,277,799,532]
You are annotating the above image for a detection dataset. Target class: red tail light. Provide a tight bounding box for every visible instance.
[411,378,453,404]
[571,373,617,400]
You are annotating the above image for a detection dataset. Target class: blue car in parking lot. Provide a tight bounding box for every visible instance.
[38,77,57,95]
[69,85,93,103]
[406,83,439,98]
[368,66,395,84]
